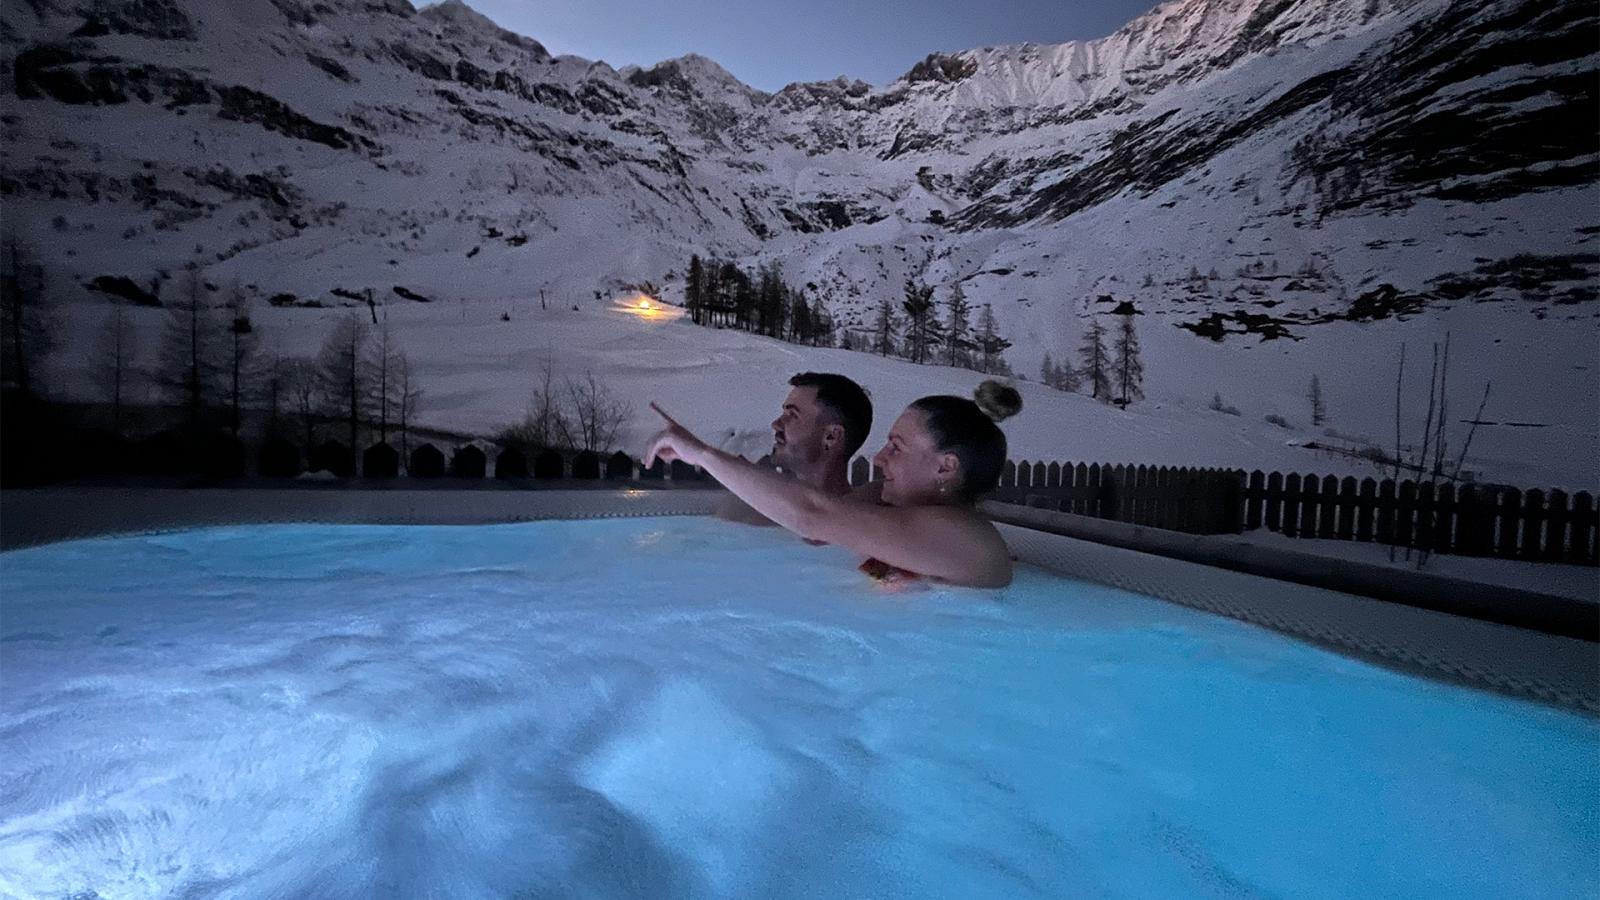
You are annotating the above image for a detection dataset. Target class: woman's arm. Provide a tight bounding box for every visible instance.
[646,406,1012,587]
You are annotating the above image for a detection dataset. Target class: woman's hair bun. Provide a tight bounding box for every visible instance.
[973,380,1022,423]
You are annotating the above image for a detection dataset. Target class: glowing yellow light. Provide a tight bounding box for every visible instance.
[612,293,679,322]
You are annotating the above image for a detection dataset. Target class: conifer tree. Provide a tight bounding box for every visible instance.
[223,286,260,439]
[95,302,135,437]
[366,315,406,444]
[789,291,812,344]
[158,265,220,435]
[702,259,723,327]
[1054,358,1080,393]
[397,353,422,463]
[943,283,972,368]
[316,313,370,455]
[1112,310,1144,407]
[873,298,898,357]
[975,302,1010,374]
[686,254,705,325]
[901,280,938,364]
[1,240,55,399]
[1308,374,1326,426]
[1077,317,1112,401]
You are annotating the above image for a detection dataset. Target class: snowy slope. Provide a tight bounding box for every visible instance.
[3,0,1596,488]
[48,294,1594,492]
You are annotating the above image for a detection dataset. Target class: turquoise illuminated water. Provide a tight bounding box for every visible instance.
[1,518,1594,898]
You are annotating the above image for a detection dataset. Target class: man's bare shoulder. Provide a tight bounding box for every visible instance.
[716,492,778,526]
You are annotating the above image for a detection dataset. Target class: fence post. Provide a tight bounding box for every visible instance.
[1190,470,1203,531]
[1265,471,1284,532]
[1132,465,1148,525]
[1112,465,1130,521]
[1246,470,1265,530]
[1282,473,1302,537]
[1389,480,1409,548]
[1568,492,1597,565]
[1218,469,1244,534]
[1336,476,1357,540]
[1047,461,1062,489]
[1356,478,1377,542]
[1088,463,1104,518]
[1152,465,1167,528]
[1521,489,1546,560]
[1171,464,1184,528]
[1177,468,1195,533]
[1544,489,1569,563]
[1497,488,1523,558]
[1432,483,1456,555]
[1298,472,1319,539]
[1152,466,1170,531]
[1454,486,1485,556]
[1317,475,1338,539]
[852,456,871,487]
[1072,463,1088,515]
[1414,482,1436,555]
[1017,460,1033,491]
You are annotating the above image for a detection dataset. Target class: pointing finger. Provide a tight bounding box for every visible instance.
[649,402,683,428]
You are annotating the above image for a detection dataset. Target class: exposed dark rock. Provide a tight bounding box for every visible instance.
[777,199,885,233]
[270,0,324,27]
[880,123,944,160]
[453,58,491,90]
[14,45,211,107]
[190,167,301,211]
[387,42,451,81]
[1289,0,1597,211]
[903,53,978,84]
[74,0,196,40]
[1428,253,1600,303]
[85,275,161,306]
[1177,310,1301,341]
[306,52,354,83]
[215,85,370,152]
[958,66,1353,229]
[14,45,370,154]
[1339,283,1427,322]
[392,285,433,302]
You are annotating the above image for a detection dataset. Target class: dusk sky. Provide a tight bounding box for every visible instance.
[452,0,1163,91]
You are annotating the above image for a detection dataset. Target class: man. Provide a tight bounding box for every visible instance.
[718,372,873,525]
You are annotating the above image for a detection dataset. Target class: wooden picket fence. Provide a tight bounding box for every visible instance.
[848,456,1599,566]
[1239,471,1598,566]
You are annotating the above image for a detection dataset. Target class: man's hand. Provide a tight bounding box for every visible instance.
[643,402,710,469]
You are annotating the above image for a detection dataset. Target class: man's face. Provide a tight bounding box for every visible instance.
[770,385,835,473]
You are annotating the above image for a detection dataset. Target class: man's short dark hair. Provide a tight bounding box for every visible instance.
[790,372,872,456]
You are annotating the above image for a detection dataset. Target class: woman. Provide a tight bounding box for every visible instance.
[645,381,1022,588]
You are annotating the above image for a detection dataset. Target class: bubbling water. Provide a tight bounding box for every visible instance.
[0,519,1594,898]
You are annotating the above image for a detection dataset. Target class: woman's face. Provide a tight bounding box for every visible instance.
[871,408,957,506]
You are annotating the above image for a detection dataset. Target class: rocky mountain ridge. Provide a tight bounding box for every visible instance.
[0,0,1593,349]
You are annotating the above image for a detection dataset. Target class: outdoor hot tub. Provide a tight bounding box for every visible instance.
[0,492,1594,898]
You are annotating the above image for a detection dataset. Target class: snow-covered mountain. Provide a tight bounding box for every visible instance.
[2,0,1596,486]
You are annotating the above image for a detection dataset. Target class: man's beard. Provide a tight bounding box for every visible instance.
[771,438,810,474]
